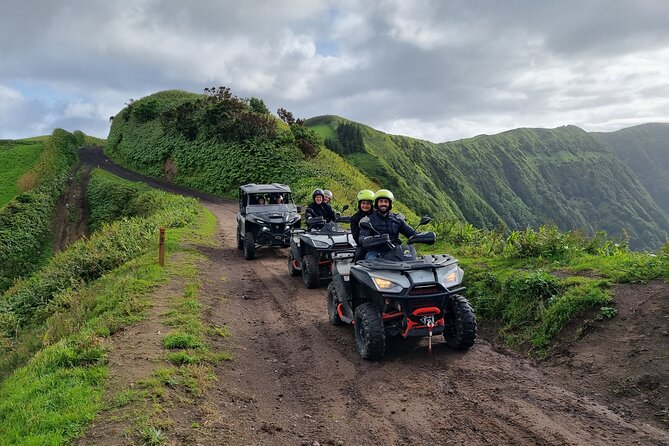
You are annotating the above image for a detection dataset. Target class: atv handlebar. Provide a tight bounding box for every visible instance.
[408,231,436,245]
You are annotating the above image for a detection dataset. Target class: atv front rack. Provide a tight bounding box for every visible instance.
[357,254,458,271]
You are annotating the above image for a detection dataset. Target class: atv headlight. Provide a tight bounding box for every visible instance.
[313,240,329,248]
[440,267,463,288]
[260,225,270,231]
[372,277,404,293]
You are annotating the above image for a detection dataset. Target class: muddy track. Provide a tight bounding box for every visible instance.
[81,147,668,445]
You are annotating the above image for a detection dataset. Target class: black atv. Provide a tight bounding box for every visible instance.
[327,217,477,360]
[236,183,301,260]
[288,205,356,288]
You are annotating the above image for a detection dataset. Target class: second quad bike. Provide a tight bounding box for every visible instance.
[327,217,477,360]
[288,205,356,288]
[236,183,301,260]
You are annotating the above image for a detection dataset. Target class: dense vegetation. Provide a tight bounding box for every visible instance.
[0,137,45,207]
[0,170,207,444]
[0,129,82,293]
[307,116,669,250]
[425,220,669,353]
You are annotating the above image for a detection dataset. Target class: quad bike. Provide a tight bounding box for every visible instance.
[288,205,356,288]
[327,217,477,360]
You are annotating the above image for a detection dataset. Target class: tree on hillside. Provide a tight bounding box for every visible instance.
[248,97,270,114]
[161,86,277,142]
[325,123,364,155]
[277,107,319,158]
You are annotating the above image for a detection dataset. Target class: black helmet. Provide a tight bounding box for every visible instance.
[312,188,325,200]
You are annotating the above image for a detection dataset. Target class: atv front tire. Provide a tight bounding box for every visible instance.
[327,283,345,326]
[354,303,386,360]
[288,251,300,276]
[444,295,477,350]
[302,254,318,288]
[244,232,256,260]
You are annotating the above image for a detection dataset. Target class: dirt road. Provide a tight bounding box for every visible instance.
[81,148,668,445]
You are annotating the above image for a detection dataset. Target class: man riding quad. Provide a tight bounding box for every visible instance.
[328,188,477,359]
[358,189,416,260]
[306,188,335,228]
[350,189,375,261]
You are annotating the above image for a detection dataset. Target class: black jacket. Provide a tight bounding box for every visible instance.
[306,201,336,222]
[358,211,416,246]
[350,209,373,244]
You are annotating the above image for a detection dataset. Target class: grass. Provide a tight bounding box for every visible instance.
[421,224,668,356]
[0,139,44,207]
[0,176,217,444]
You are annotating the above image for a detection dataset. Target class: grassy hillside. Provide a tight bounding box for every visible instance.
[105,89,416,219]
[0,170,207,443]
[0,137,47,207]
[0,130,84,293]
[594,123,669,216]
[307,116,668,250]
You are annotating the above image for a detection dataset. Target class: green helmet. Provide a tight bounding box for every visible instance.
[374,189,394,211]
[356,189,374,203]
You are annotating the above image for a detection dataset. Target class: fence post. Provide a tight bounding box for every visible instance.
[159,227,166,267]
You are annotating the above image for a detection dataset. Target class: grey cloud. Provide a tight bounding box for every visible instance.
[1,0,668,141]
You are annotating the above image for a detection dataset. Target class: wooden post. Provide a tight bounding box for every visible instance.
[159,227,166,267]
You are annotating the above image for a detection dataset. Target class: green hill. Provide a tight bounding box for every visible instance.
[105,89,416,219]
[0,137,47,208]
[307,116,668,250]
[594,123,669,216]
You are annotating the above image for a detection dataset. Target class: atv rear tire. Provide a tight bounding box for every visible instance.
[302,254,318,288]
[354,303,386,360]
[244,232,256,260]
[327,283,345,326]
[236,228,243,250]
[288,251,300,276]
[444,295,477,350]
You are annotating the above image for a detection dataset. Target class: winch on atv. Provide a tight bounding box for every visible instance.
[327,216,477,360]
[288,205,356,288]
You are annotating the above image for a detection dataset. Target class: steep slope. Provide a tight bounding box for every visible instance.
[438,126,669,249]
[308,116,668,250]
[594,123,669,216]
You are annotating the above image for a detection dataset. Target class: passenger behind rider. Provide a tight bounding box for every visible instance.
[305,188,336,230]
[323,189,333,205]
[350,189,375,261]
[358,189,416,260]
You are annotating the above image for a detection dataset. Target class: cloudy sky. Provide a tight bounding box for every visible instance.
[1,0,668,142]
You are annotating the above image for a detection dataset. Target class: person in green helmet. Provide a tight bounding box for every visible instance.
[358,189,417,260]
[350,189,374,243]
[350,189,375,260]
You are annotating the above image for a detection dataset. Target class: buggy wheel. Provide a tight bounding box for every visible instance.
[302,254,318,288]
[244,232,256,260]
[327,283,345,326]
[236,228,243,250]
[444,295,477,350]
[288,251,300,276]
[354,303,386,360]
